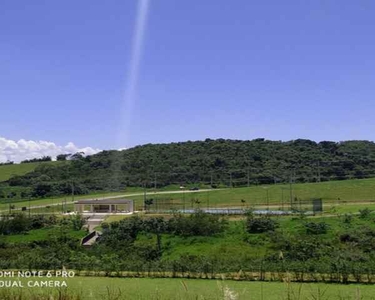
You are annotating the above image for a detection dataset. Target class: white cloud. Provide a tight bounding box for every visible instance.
[0,136,101,163]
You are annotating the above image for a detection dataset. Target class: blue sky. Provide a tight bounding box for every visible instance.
[1,0,375,153]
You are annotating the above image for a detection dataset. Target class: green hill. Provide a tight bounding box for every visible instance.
[0,163,42,182]
[5,138,375,199]
[0,161,65,182]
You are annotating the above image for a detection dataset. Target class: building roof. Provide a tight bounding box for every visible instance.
[75,199,133,205]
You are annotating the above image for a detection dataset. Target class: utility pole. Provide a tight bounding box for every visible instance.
[154,173,157,191]
[183,189,186,211]
[317,161,321,182]
[143,183,147,211]
[229,172,233,188]
[289,172,293,210]
[71,180,75,202]
[210,172,213,188]
[247,169,250,187]
[207,191,210,210]
[28,196,31,218]
[63,195,67,214]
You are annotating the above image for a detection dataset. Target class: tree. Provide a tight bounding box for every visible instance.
[56,154,70,161]
[70,152,84,160]
[143,217,167,253]
[70,214,86,231]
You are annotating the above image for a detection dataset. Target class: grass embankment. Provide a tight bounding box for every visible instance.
[153,214,375,261]
[103,213,375,262]
[1,277,375,299]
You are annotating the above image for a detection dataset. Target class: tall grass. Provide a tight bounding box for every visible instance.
[0,282,374,300]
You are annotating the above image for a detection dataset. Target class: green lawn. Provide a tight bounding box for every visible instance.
[2,277,375,299]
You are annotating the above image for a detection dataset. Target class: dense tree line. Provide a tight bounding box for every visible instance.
[21,156,52,164]
[5,138,375,198]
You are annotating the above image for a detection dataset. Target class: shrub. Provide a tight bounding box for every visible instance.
[30,215,57,229]
[246,216,278,233]
[305,222,329,235]
[0,214,31,235]
[342,214,352,225]
[70,214,86,231]
[168,211,227,236]
[359,208,372,219]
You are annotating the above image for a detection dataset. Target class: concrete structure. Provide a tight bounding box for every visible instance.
[74,199,134,214]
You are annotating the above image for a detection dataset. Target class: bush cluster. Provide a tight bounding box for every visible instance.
[0,214,57,235]
[246,215,278,233]
[305,222,329,235]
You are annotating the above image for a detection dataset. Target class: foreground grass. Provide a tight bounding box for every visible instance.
[1,277,375,299]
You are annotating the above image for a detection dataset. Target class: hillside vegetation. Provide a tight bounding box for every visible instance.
[4,139,375,199]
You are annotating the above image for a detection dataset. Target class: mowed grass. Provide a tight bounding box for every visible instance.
[0,161,68,182]
[132,178,375,209]
[0,163,40,182]
[4,277,375,300]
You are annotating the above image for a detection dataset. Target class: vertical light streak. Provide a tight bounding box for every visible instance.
[118,0,150,148]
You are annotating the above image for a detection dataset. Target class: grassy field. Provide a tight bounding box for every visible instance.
[3,177,375,214]
[131,178,375,209]
[0,161,69,182]
[2,277,375,299]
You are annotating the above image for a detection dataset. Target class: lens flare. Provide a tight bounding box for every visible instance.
[118,0,150,148]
